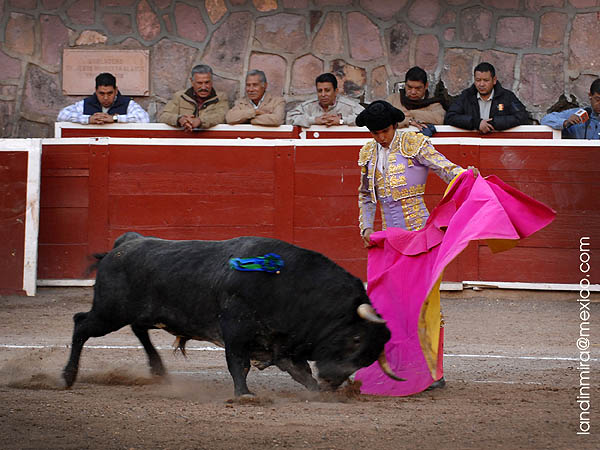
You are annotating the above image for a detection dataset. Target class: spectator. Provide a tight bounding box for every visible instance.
[444,62,528,134]
[159,64,228,131]
[386,66,446,132]
[226,70,285,126]
[541,78,600,140]
[57,72,149,124]
[286,73,363,127]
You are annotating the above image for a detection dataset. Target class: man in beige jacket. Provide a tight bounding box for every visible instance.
[226,70,285,126]
[386,66,446,132]
[159,64,228,130]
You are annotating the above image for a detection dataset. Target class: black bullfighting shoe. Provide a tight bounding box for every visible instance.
[425,377,446,391]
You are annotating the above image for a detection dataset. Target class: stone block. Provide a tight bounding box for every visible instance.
[415,35,439,74]
[249,52,287,96]
[175,3,207,43]
[22,65,68,119]
[0,101,15,138]
[0,50,22,79]
[75,30,108,45]
[442,48,478,95]
[10,0,36,8]
[480,50,517,87]
[151,39,198,100]
[568,13,600,74]
[314,0,351,5]
[331,59,366,99]
[67,0,94,26]
[444,28,456,42]
[518,53,564,110]
[5,13,35,56]
[0,85,18,100]
[42,0,64,9]
[370,65,389,100]
[17,119,52,138]
[203,12,252,75]
[496,17,534,49]
[137,0,161,41]
[313,12,343,56]
[525,0,564,10]
[482,0,519,8]
[253,0,278,11]
[283,0,307,7]
[255,13,308,53]
[440,10,456,25]
[290,54,323,95]
[539,12,568,49]
[100,0,136,6]
[359,0,407,21]
[310,11,322,33]
[387,22,412,77]
[459,6,492,43]
[103,13,133,35]
[155,0,172,8]
[206,0,228,23]
[162,14,173,33]
[348,12,383,61]
[570,74,599,106]
[211,75,238,108]
[407,0,440,28]
[204,12,252,75]
[41,15,70,66]
[568,0,597,6]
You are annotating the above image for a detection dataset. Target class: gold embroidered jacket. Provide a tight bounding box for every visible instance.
[358,131,464,232]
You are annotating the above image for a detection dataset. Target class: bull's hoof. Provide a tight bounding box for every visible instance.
[62,369,76,388]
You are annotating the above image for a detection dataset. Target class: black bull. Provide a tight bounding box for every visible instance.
[63,232,401,396]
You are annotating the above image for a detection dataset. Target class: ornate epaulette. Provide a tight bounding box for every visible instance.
[358,140,376,166]
[399,131,429,158]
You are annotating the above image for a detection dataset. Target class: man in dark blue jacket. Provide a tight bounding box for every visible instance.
[57,72,149,124]
[444,62,528,134]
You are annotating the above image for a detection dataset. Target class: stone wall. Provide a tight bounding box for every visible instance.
[1,0,599,137]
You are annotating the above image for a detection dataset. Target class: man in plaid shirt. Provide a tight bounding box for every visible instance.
[57,72,149,124]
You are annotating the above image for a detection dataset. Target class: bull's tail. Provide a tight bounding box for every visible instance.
[85,252,109,276]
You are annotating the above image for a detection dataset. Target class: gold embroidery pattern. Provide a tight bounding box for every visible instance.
[399,131,428,158]
[391,183,426,201]
[401,196,426,231]
[358,141,376,166]
[418,142,464,184]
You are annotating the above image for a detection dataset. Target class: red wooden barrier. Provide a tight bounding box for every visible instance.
[301,125,559,140]
[37,137,599,286]
[55,123,558,140]
[0,139,41,295]
[55,123,299,139]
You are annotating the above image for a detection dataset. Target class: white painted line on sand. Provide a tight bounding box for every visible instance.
[1,344,597,362]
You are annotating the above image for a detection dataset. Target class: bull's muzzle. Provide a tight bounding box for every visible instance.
[378,351,405,382]
[357,304,385,324]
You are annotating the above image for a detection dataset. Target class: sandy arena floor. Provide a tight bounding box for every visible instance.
[0,287,598,450]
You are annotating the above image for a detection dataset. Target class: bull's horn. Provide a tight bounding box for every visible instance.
[357,304,386,324]
[378,351,405,382]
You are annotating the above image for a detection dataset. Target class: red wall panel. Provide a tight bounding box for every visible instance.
[0,151,28,294]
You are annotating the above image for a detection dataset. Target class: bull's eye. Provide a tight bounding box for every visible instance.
[353,335,361,343]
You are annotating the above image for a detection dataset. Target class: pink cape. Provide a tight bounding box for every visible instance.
[355,171,556,396]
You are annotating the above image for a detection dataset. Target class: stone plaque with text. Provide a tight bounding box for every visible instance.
[62,49,150,96]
